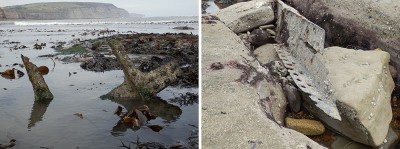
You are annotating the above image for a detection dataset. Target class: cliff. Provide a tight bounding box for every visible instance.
[0,2,130,20]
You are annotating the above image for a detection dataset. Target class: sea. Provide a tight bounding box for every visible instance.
[0,16,198,148]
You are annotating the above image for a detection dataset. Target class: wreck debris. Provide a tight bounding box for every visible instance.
[115,104,160,130]
[38,66,49,75]
[74,113,83,119]
[21,55,54,102]
[106,40,180,99]
[0,68,16,79]
[275,0,341,120]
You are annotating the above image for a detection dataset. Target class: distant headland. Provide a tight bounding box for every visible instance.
[0,2,131,20]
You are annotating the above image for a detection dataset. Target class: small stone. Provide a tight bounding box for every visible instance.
[249,29,274,47]
[285,117,325,136]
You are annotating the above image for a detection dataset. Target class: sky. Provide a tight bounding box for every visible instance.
[0,0,199,17]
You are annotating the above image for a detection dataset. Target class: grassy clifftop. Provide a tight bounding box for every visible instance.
[6,2,113,11]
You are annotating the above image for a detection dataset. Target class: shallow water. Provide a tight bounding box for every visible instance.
[0,17,198,148]
[205,0,220,14]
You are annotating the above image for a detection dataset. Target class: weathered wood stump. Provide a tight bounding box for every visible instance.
[107,40,181,99]
[21,55,53,102]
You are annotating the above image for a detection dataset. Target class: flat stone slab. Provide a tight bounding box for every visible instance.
[201,20,325,149]
[213,0,274,33]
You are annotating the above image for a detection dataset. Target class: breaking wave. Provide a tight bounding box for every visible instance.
[13,20,198,26]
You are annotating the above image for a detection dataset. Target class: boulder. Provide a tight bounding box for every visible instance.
[201,19,325,149]
[214,0,274,33]
[283,0,400,80]
[331,127,398,149]
[275,1,394,146]
[312,47,394,147]
[248,28,274,47]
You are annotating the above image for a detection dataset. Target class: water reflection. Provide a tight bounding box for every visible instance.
[28,101,51,129]
[167,92,198,107]
[101,95,182,135]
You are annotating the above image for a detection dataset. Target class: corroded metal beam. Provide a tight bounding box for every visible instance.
[275,0,341,120]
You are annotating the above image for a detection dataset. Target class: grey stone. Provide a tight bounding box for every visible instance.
[249,28,274,47]
[264,60,288,78]
[282,79,302,113]
[214,0,275,33]
[275,1,394,146]
[202,20,325,149]
[313,47,394,147]
[331,127,398,149]
[253,44,280,65]
[283,0,400,80]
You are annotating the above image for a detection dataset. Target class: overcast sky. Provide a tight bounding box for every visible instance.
[0,0,199,17]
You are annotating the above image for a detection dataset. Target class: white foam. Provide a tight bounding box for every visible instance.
[13,20,197,26]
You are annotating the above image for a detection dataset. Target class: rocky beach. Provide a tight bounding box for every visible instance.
[0,15,198,148]
[202,0,400,148]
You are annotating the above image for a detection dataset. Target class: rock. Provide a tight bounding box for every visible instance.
[253,44,280,65]
[172,26,195,30]
[264,60,288,78]
[276,1,394,146]
[33,43,42,49]
[331,127,398,149]
[285,117,325,136]
[313,46,394,147]
[202,20,324,149]
[283,0,400,82]
[257,79,287,126]
[389,65,397,79]
[249,29,274,47]
[214,0,274,33]
[80,57,120,72]
[282,79,302,113]
[238,33,251,50]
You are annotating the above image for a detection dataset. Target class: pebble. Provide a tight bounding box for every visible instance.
[285,117,325,136]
